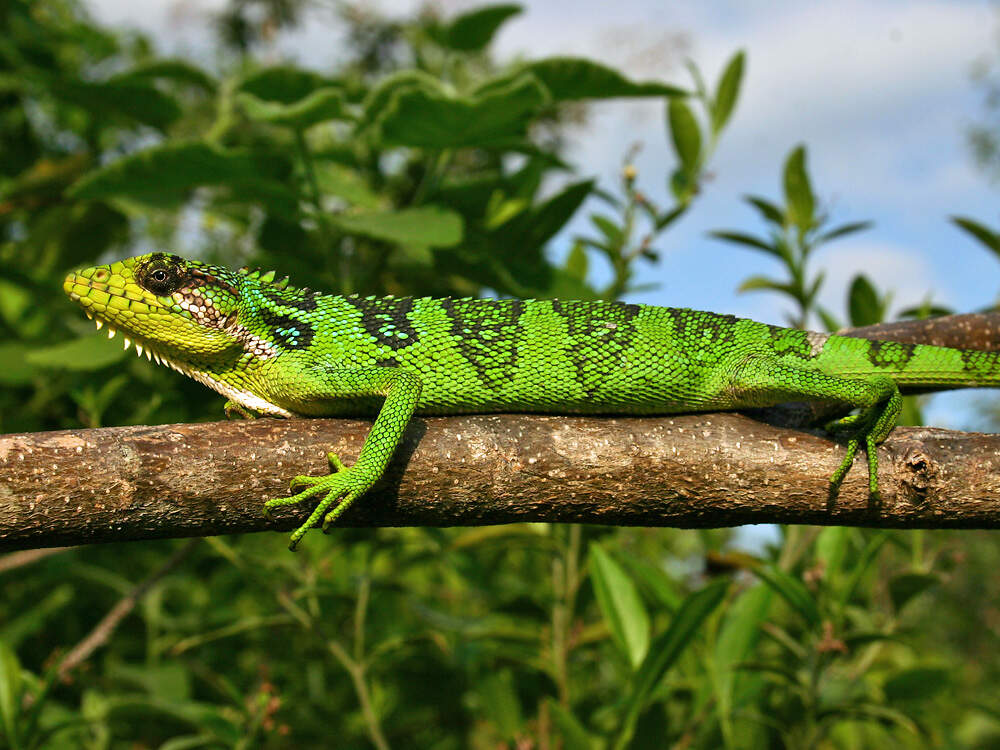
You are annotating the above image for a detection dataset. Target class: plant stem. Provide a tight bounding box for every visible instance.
[327,639,391,750]
[293,128,349,293]
[551,525,582,707]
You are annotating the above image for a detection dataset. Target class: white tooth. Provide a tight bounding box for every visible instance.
[145,349,152,360]
[86,312,93,320]
[95,319,103,330]
[107,327,116,339]
[153,353,161,364]
[123,337,130,350]
[136,344,144,357]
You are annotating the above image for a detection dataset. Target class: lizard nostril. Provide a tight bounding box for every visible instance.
[93,269,108,282]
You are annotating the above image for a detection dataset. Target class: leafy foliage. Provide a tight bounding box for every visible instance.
[2,2,1000,750]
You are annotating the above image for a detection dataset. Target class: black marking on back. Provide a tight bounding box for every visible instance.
[344,296,419,351]
[441,298,524,391]
[260,287,318,312]
[552,300,641,394]
[666,308,739,349]
[260,310,314,350]
[961,348,982,372]
[764,324,823,360]
[866,340,917,369]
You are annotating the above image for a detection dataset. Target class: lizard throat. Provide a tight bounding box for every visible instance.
[96,319,293,418]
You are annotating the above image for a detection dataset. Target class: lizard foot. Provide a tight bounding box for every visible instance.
[224,400,258,420]
[826,420,881,502]
[262,453,368,551]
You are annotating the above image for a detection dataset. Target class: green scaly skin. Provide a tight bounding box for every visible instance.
[64,253,1000,549]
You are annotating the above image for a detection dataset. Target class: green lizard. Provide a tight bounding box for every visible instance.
[64,253,999,549]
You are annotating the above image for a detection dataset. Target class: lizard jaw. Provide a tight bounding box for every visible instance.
[94,316,294,419]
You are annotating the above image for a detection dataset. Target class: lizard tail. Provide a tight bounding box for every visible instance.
[823,335,1000,388]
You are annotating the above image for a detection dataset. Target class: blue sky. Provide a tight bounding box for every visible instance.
[90,0,1000,427]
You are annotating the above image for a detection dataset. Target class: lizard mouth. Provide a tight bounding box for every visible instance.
[63,270,169,364]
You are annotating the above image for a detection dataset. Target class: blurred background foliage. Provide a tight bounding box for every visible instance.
[2,0,1000,748]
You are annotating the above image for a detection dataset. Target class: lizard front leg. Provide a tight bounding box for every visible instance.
[262,368,422,550]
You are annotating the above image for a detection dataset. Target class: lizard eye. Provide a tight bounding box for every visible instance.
[139,260,185,296]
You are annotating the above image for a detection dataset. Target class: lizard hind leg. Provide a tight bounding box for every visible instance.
[730,357,902,500]
[826,377,902,499]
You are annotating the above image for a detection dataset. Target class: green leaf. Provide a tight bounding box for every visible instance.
[1,586,74,648]
[26,334,131,371]
[50,77,181,131]
[743,194,785,226]
[817,306,842,333]
[737,275,794,296]
[358,70,443,130]
[751,565,821,627]
[590,214,623,247]
[952,216,1000,258]
[714,584,771,672]
[237,88,350,128]
[711,50,745,134]
[547,698,595,750]
[442,4,523,51]
[883,667,950,702]
[617,579,729,748]
[68,141,296,215]
[848,274,883,327]
[108,663,192,702]
[485,196,530,230]
[0,640,22,747]
[708,230,779,256]
[655,204,687,231]
[314,163,381,209]
[330,206,464,247]
[816,220,873,244]
[589,544,651,668]
[783,145,815,231]
[897,301,953,320]
[839,531,890,608]
[111,59,217,93]
[712,583,772,734]
[236,65,331,104]
[617,555,683,613]
[822,704,921,736]
[667,98,701,171]
[804,271,824,308]
[495,179,594,255]
[159,736,219,750]
[814,527,850,583]
[479,669,523,739]
[375,74,549,148]
[477,57,687,100]
[564,241,590,282]
[888,572,939,612]
[843,631,907,649]
[0,343,40,385]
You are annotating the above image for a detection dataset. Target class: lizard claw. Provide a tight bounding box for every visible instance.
[263,463,371,549]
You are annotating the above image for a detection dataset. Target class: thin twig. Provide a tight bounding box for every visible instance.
[0,547,73,574]
[58,538,200,678]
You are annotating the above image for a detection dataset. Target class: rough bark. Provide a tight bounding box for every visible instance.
[1,313,999,551]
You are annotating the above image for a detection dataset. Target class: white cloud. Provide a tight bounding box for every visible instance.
[82,0,1000,320]
[812,240,947,321]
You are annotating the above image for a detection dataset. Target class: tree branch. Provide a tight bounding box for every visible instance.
[2,313,999,551]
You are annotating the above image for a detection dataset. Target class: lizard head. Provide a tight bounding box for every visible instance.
[64,253,244,359]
